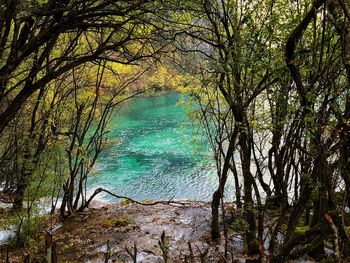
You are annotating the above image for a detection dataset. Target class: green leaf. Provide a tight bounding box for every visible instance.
[37,0,48,5]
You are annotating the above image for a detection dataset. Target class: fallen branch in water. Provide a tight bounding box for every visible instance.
[80,187,193,211]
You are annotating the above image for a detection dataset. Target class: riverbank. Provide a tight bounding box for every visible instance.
[8,195,350,263]
[1,200,253,262]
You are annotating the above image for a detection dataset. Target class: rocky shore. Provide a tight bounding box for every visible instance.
[2,200,250,262]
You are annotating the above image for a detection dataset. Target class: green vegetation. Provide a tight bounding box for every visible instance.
[1,0,350,262]
[295,226,311,235]
[101,217,132,228]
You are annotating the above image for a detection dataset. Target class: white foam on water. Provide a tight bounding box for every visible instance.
[0,226,15,246]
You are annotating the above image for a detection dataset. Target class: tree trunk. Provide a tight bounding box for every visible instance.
[239,130,258,255]
[327,0,350,215]
[211,128,237,239]
[12,149,31,211]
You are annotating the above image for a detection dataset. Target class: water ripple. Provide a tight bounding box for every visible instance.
[89,93,221,202]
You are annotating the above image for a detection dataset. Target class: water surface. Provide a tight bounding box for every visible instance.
[89,93,217,201]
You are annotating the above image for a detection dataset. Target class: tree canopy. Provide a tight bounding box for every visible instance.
[1,0,350,261]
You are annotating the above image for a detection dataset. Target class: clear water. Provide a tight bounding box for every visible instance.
[88,93,218,202]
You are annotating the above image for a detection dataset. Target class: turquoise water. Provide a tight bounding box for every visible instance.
[89,93,218,201]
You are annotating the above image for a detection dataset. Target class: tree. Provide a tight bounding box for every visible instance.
[0,0,157,134]
[168,0,350,260]
[0,0,166,211]
[167,0,278,255]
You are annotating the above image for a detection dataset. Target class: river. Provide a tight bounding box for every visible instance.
[88,93,219,201]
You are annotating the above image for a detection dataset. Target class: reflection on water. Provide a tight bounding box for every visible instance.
[89,93,219,201]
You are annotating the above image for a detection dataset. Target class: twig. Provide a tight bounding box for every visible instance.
[196,245,208,263]
[159,231,170,263]
[104,240,110,263]
[45,231,54,263]
[188,241,194,263]
[23,253,30,263]
[125,242,138,263]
